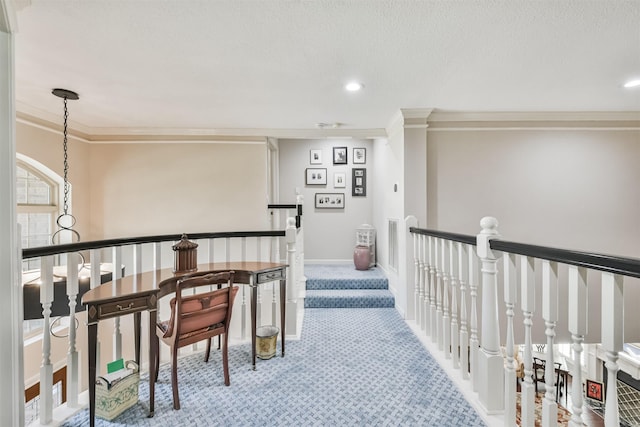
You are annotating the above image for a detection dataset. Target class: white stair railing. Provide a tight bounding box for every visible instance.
[408,216,640,427]
[21,222,301,426]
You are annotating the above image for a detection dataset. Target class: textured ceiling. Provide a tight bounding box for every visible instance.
[11,0,640,137]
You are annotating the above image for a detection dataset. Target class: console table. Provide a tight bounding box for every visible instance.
[81,261,287,427]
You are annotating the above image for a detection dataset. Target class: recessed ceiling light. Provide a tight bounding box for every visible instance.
[345,81,364,92]
[623,79,640,88]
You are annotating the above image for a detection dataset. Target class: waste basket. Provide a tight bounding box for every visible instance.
[256,325,279,360]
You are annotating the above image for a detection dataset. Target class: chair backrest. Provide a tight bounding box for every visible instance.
[163,271,238,339]
[532,356,546,380]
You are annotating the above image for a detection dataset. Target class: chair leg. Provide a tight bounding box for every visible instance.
[222,333,230,386]
[204,338,211,363]
[171,345,180,410]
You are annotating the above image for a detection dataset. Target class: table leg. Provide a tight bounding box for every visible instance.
[134,312,141,365]
[280,278,286,357]
[148,309,156,417]
[88,321,97,427]
[251,285,257,370]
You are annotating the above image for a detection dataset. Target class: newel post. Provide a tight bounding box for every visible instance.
[285,217,298,335]
[476,216,504,414]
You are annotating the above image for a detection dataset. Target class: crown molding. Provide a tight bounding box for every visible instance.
[0,0,20,33]
[386,108,434,135]
[17,106,640,143]
[427,110,640,130]
[16,109,385,142]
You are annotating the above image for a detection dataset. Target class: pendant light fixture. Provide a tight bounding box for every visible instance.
[51,88,80,245]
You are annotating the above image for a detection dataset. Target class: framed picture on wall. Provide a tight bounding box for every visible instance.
[315,193,345,209]
[586,379,604,402]
[334,172,346,188]
[352,168,366,196]
[310,149,323,165]
[353,147,366,164]
[305,168,327,185]
[333,146,348,165]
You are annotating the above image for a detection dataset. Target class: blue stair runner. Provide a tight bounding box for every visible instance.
[304,264,394,308]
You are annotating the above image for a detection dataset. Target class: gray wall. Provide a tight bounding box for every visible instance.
[279,138,374,261]
[424,125,640,343]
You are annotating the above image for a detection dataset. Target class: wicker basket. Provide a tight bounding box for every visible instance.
[96,360,139,421]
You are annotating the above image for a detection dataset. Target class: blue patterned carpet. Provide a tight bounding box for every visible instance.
[305,264,395,308]
[63,308,485,426]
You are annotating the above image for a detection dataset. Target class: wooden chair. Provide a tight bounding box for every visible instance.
[154,271,238,410]
[533,356,563,402]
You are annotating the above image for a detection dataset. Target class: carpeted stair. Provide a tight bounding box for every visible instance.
[304,264,394,308]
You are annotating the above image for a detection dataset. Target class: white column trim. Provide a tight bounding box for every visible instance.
[0,2,23,425]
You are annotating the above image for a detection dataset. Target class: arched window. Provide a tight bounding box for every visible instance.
[16,157,62,270]
[17,156,64,337]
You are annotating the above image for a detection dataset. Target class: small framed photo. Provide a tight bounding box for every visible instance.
[310,149,323,165]
[333,146,348,165]
[352,168,366,196]
[353,147,366,164]
[315,193,345,209]
[586,379,604,402]
[306,168,327,185]
[334,172,346,188]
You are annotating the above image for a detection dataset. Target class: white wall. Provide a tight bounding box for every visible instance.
[278,138,374,261]
[371,122,406,314]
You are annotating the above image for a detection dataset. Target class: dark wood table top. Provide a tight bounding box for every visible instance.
[82,261,287,304]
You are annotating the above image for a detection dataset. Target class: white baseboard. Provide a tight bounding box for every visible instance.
[304,259,352,265]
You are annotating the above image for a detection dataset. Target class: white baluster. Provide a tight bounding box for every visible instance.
[40,256,54,424]
[468,243,480,392]
[442,239,450,357]
[225,238,231,263]
[413,233,424,327]
[429,236,438,342]
[541,260,559,426]
[208,238,215,263]
[476,217,504,413]
[435,238,443,348]
[450,240,459,369]
[602,272,623,427]
[503,253,517,426]
[272,209,280,262]
[133,243,142,275]
[568,266,587,427]
[286,217,298,335]
[422,235,430,333]
[66,252,79,407]
[152,241,161,271]
[112,246,122,360]
[417,234,428,331]
[413,232,421,327]
[459,243,470,380]
[520,255,535,427]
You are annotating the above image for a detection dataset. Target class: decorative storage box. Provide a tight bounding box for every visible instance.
[173,233,198,273]
[96,361,139,421]
[355,224,376,268]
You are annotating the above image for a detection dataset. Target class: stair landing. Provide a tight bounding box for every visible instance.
[304,263,394,308]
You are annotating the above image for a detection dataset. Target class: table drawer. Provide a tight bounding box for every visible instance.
[257,269,284,284]
[98,297,149,319]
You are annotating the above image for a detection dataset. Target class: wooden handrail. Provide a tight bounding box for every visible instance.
[25,365,67,404]
[22,230,286,259]
[409,226,640,278]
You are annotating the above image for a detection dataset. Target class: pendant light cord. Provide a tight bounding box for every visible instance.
[51,89,81,245]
